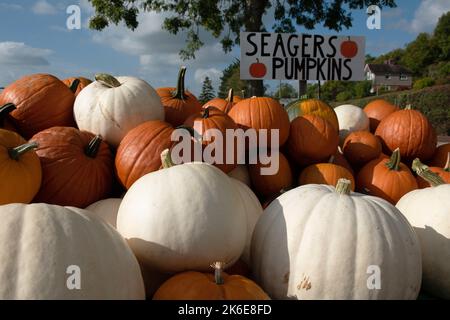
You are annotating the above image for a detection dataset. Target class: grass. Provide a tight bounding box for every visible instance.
[329,84,450,135]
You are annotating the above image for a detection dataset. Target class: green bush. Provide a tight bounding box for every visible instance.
[336,91,353,102]
[413,77,436,89]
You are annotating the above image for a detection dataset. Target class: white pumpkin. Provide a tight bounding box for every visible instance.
[335,104,370,143]
[74,74,164,147]
[117,151,247,273]
[232,179,263,267]
[396,160,450,299]
[251,179,422,300]
[85,198,122,228]
[0,203,145,299]
[228,164,251,187]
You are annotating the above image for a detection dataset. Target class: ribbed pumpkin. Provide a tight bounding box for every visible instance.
[299,163,355,191]
[430,143,450,168]
[415,156,450,188]
[0,103,17,132]
[62,76,92,96]
[157,66,202,127]
[233,95,243,103]
[116,120,174,189]
[375,108,437,162]
[356,148,418,204]
[0,74,76,138]
[343,131,382,166]
[363,99,399,132]
[287,114,339,166]
[202,88,235,113]
[286,98,339,131]
[184,106,238,173]
[153,262,270,300]
[335,104,370,144]
[329,147,354,175]
[32,127,114,207]
[248,151,293,198]
[228,96,290,148]
[0,129,41,205]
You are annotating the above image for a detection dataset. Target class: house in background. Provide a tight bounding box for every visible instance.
[364,60,413,93]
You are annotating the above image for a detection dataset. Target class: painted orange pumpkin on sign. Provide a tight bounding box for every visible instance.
[249,58,267,78]
[340,37,358,58]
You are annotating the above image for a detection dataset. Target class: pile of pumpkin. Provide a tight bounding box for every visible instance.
[0,66,449,300]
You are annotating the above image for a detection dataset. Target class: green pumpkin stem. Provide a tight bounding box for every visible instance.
[445,152,450,172]
[386,148,401,171]
[85,135,103,158]
[95,74,121,88]
[0,103,16,125]
[173,66,187,100]
[335,178,352,195]
[161,149,175,169]
[69,79,80,93]
[8,141,38,161]
[210,261,225,285]
[412,158,445,187]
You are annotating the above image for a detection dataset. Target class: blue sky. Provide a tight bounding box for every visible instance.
[0,0,449,95]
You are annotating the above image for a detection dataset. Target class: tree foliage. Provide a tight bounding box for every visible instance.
[198,76,216,104]
[272,83,298,99]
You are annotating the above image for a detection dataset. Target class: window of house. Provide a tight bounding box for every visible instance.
[400,74,408,80]
[385,74,391,79]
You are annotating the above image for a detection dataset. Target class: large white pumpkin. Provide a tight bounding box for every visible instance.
[335,104,370,143]
[232,179,263,267]
[85,198,122,228]
[0,203,145,299]
[117,154,247,274]
[74,74,164,147]
[251,179,422,300]
[396,163,450,299]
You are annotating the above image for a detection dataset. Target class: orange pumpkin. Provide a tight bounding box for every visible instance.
[287,114,339,166]
[286,98,339,131]
[202,88,235,114]
[0,74,76,139]
[415,154,450,188]
[356,148,418,204]
[157,67,202,127]
[429,143,450,168]
[363,99,399,132]
[184,106,238,173]
[375,108,437,163]
[343,131,382,166]
[0,129,41,205]
[299,163,355,190]
[116,120,175,189]
[329,147,354,175]
[62,77,92,96]
[0,103,18,132]
[153,261,270,300]
[228,96,290,148]
[32,127,114,207]
[233,95,243,103]
[248,151,293,198]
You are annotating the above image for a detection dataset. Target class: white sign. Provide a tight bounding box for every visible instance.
[240,32,365,81]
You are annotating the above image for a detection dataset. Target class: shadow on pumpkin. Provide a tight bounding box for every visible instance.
[412,225,450,300]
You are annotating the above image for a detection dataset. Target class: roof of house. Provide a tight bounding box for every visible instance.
[365,63,413,75]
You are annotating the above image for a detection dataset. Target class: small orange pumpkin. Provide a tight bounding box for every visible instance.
[0,103,18,132]
[299,163,355,190]
[153,261,270,300]
[429,143,450,168]
[343,131,382,166]
[286,98,339,131]
[157,66,202,127]
[415,154,450,188]
[363,99,399,132]
[62,77,92,96]
[287,114,339,166]
[329,147,354,175]
[356,148,418,204]
[202,88,235,114]
[0,128,41,205]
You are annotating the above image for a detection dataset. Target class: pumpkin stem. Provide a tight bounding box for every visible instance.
[0,103,16,126]
[69,78,80,93]
[386,148,401,171]
[210,261,226,285]
[85,135,103,158]
[202,107,211,119]
[223,88,234,114]
[173,66,187,100]
[8,141,38,161]
[161,149,175,169]
[444,152,450,172]
[95,74,121,88]
[412,158,445,187]
[335,178,352,195]
[404,104,412,110]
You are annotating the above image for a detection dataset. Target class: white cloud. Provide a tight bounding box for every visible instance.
[0,42,52,66]
[410,0,450,33]
[32,0,58,15]
[0,3,23,11]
